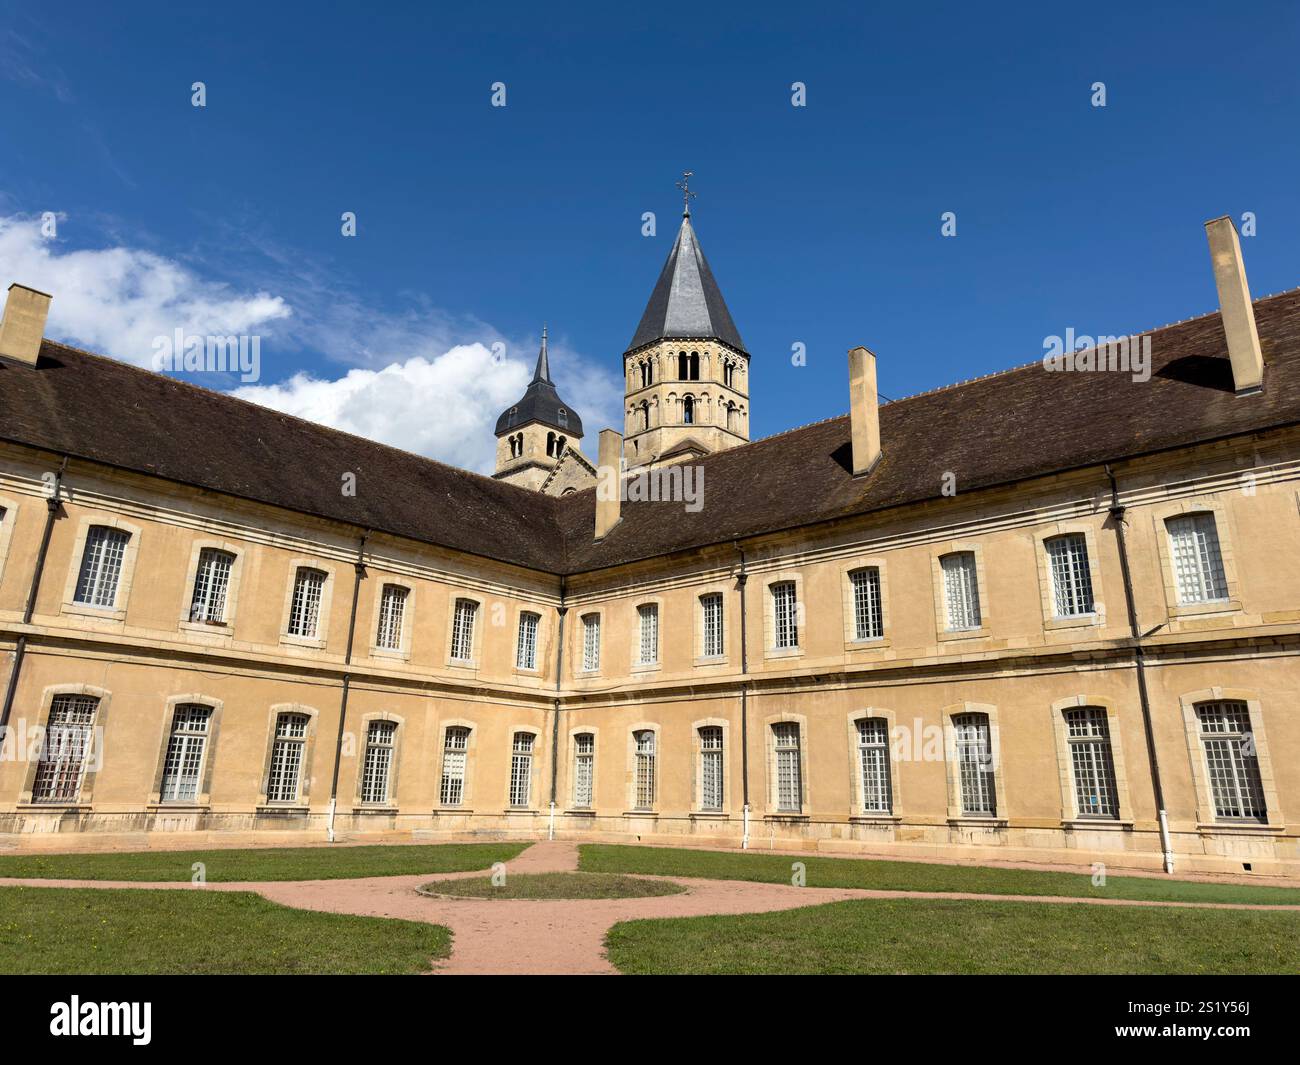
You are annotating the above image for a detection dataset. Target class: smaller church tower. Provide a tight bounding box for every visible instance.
[494,327,585,491]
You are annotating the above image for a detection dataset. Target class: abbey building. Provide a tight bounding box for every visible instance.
[1,211,1298,877]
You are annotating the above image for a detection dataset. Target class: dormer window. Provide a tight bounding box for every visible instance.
[558,408,568,427]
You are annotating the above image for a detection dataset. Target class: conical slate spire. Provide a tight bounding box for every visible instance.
[494,326,583,437]
[627,214,747,355]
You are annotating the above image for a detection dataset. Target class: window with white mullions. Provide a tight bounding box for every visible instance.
[637,604,658,665]
[31,695,99,803]
[699,726,724,810]
[287,567,326,637]
[701,593,724,657]
[189,548,235,623]
[359,720,397,804]
[1064,707,1118,818]
[856,718,892,814]
[439,726,469,805]
[953,713,996,816]
[573,733,595,807]
[266,712,309,803]
[1167,514,1228,604]
[1197,701,1267,821]
[516,611,540,670]
[509,732,534,807]
[849,567,883,640]
[74,526,129,608]
[1046,534,1094,617]
[450,598,477,661]
[374,584,408,650]
[581,613,601,672]
[159,703,212,803]
[773,722,802,812]
[941,552,981,631]
[771,582,799,649]
[633,730,656,809]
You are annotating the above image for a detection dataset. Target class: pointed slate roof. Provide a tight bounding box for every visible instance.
[627,213,747,355]
[494,327,583,437]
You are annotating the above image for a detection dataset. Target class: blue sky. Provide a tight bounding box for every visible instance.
[1,1,1298,472]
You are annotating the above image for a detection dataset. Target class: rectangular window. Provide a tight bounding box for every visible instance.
[159,703,212,803]
[516,611,540,670]
[1046,534,1095,617]
[360,720,397,804]
[581,613,601,672]
[771,582,799,649]
[633,729,656,809]
[509,732,534,806]
[1065,707,1118,818]
[701,593,724,657]
[573,733,595,807]
[74,526,130,608]
[942,552,981,631]
[189,548,235,623]
[954,713,996,816]
[266,713,308,803]
[850,568,884,640]
[637,604,658,665]
[439,726,469,806]
[699,726,724,810]
[1168,514,1228,604]
[450,599,477,661]
[773,722,802,812]
[375,584,408,651]
[1197,701,1267,821]
[856,718,893,814]
[287,567,326,638]
[30,695,99,803]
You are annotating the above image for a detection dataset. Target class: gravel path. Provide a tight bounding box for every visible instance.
[4,841,1297,975]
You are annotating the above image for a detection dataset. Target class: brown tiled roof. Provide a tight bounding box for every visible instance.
[3,289,1300,577]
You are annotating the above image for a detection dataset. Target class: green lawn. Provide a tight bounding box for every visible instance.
[0,842,527,882]
[0,887,450,974]
[420,871,686,900]
[606,897,1300,975]
[579,844,1300,906]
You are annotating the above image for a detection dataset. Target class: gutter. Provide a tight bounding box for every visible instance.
[1105,465,1175,873]
[327,530,369,843]
[0,456,67,744]
[549,577,567,841]
[734,541,751,849]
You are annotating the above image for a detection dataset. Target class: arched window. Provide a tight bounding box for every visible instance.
[678,351,689,379]
[682,395,694,424]
[689,351,700,380]
[726,401,736,432]
[546,431,556,457]
[558,408,568,428]
[724,361,734,388]
[640,401,650,432]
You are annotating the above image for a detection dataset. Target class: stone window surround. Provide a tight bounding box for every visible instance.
[511,605,547,677]
[689,716,731,815]
[278,559,337,651]
[60,513,144,624]
[565,724,600,812]
[573,607,603,677]
[1048,695,1134,827]
[147,693,225,808]
[445,592,485,670]
[0,492,20,589]
[845,708,902,821]
[761,711,809,818]
[177,538,247,637]
[352,710,406,810]
[1178,687,1284,833]
[256,703,321,810]
[693,583,731,666]
[762,570,805,661]
[435,718,479,811]
[838,557,892,650]
[941,701,1008,825]
[504,724,543,811]
[624,721,660,814]
[930,541,992,642]
[630,598,663,673]
[1032,522,1106,632]
[368,578,417,662]
[1149,497,1244,622]
[16,683,112,807]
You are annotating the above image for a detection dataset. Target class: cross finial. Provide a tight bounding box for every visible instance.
[676,170,696,218]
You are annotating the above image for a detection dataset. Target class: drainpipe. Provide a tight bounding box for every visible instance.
[1104,465,1174,874]
[734,542,751,849]
[0,456,67,745]
[549,577,567,841]
[327,530,369,843]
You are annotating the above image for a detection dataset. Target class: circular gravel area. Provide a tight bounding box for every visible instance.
[417,871,688,901]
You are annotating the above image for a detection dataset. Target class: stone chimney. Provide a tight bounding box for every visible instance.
[1204,217,1264,395]
[594,428,622,540]
[0,284,52,366]
[848,346,882,475]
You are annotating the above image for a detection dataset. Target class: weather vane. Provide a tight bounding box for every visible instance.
[676,170,697,217]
